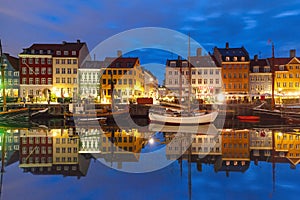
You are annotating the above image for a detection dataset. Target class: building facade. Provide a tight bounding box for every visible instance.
[1,54,20,99]
[100,57,144,103]
[213,43,250,102]
[19,40,89,101]
[249,56,271,100]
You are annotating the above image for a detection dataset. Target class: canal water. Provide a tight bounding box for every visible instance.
[1,118,300,200]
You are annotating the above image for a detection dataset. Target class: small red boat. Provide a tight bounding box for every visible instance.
[237,115,260,121]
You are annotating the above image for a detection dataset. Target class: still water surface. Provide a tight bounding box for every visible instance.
[1,118,300,200]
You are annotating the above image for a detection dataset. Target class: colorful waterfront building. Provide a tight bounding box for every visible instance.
[19,40,89,101]
[189,48,222,103]
[249,56,271,100]
[269,50,300,103]
[100,56,144,104]
[0,53,20,98]
[213,43,250,102]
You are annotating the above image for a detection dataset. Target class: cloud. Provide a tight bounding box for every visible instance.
[274,10,300,18]
[243,18,257,30]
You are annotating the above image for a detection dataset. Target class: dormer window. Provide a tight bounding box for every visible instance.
[264,66,270,72]
[233,57,237,61]
[64,51,69,55]
[241,57,245,61]
[47,50,51,54]
[56,51,61,55]
[72,51,76,56]
[31,49,35,54]
[279,65,284,71]
[225,57,230,61]
[253,66,259,73]
[182,61,188,67]
[39,50,43,54]
[170,61,176,67]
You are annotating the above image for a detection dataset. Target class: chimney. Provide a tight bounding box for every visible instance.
[290,49,296,58]
[117,50,122,57]
[254,55,258,61]
[77,39,81,44]
[196,48,202,57]
[226,42,229,49]
[62,41,67,45]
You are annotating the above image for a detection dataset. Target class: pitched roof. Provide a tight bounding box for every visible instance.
[107,57,139,68]
[20,40,86,54]
[267,57,291,71]
[214,46,250,62]
[4,53,19,70]
[250,58,269,73]
[189,55,218,68]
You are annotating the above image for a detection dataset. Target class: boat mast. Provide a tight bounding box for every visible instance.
[0,40,7,112]
[188,33,191,113]
[271,43,275,110]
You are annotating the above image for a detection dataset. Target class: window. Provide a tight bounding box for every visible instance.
[48,67,52,74]
[29,78,33,84]
[73,69,77,74]
[56,78,60,83]
[35,78,40,84]
[72,51,76,55]
[62,68,66,74]
[73,78,77,84]
[41,58,45,64]
[61,59,65,64]
[29,67,33,74]
[48,78,52,84]
[47,58,52,65]
[41,78,46,84]
[56,51,61,55]
[62,78,66,83]
[64,51,69,55]
[35,67,39,74]
[67,78,71,83]
[56,68,60,74]
[41,67,46,74]
[35,58,39,64]
[22,78,26,84]
[22,58,26,64]
[56,59,60,64]
[29,58,33,64]
[225,57,230,61]
[67,59,71,64]
[253,66,259,73]
[67,68,71,74]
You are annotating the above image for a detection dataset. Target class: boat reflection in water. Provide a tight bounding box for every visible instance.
[1,122,300,198]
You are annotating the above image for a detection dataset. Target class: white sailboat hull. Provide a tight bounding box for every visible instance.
[149,111,218,125]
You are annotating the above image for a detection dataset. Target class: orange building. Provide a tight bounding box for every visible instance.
[213,43,250,101]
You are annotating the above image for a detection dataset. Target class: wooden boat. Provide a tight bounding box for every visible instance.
[237,115,260,121]
[0,108,30,121]
[149,110,218,125]
[148,123,218,134]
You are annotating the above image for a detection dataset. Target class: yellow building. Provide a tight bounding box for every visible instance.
[52,40,89,99]
[274,131,300,167]
[273,56,300,102]
[100,57,144,103]
[52,128,79,165]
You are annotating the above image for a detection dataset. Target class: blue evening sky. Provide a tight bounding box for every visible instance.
[1,0,300,84]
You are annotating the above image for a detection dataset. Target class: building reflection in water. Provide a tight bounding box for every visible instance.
[0,125,300,178]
